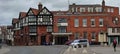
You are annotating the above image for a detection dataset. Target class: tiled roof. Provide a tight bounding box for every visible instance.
[12,18,18,24]
[19,12,27,19]
[31,8,39,15]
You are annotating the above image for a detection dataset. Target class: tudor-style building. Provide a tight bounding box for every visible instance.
[12,0,120,45]
[12,3,53,45]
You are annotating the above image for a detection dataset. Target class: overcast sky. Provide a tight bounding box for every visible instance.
[0,0,120,25]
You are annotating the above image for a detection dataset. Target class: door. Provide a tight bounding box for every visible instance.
[55,36,68,45]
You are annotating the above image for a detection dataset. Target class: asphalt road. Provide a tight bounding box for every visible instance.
[4,45,68,54]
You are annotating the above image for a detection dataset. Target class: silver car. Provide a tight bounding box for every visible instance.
[70,39,89,48]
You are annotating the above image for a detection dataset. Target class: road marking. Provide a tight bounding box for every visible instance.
[82,49,87,54]
[93,52,96,54]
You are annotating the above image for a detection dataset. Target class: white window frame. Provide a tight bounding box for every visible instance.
[91,18,95,27]
[99,18,104,27]
[83,18,87,27]
[88,7,93,12]
[80,7,86,12]
[95,7,102,12]
[74,18,79,27]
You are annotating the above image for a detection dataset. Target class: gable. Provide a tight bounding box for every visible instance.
[39,7,51,15]
[28,10,34,15]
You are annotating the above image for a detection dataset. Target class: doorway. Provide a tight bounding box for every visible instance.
[55,36,68,45]
[41,36,46,45]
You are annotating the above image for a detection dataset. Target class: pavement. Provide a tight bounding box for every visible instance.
[0,47,10,54]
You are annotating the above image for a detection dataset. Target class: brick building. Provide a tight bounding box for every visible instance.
[12,0,120,45]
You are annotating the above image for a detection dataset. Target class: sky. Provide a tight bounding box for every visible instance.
[0,0,120,26]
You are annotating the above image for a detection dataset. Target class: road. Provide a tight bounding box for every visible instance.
[1,45,120,54]
[0,45,68,54]
[63,46,120,54]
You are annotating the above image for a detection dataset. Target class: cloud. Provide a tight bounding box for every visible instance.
[0,0,120,25]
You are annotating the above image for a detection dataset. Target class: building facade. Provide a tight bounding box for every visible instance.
[12,3,53,45]
[12,0,120,45]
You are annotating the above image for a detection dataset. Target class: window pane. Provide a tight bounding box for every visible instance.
[74,32,79,39]
[58,26,66,33]
[58,18,67,23]
[83,32,87,39]
[91,32,96,39]
[47,26,53,32]
[99,18,103,26]
[88,7,93,12]
[95,7,102,12]
[91,19,95,26]
[74,18,79,27]
[43,16,50,22]
[80,7,85,12]
[83,18,87,27]
[29,26,36,32]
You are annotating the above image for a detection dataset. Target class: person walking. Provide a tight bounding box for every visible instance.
[113,38,117,52]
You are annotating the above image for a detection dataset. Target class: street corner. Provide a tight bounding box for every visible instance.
[0,47,10,54]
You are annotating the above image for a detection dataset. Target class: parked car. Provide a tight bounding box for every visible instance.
[70,39,89,48]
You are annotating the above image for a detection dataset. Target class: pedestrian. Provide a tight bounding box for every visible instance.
[113,38,117,52]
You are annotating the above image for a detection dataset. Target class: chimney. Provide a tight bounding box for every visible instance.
[102,0,105,12]
[102,0,105,6]
[38,2,43,11]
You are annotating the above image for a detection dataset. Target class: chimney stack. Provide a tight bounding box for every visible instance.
[38,2,43,11]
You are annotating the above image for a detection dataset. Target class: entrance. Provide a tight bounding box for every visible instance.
[108,36,119,45]
[55,36,68,45]
[41,36,46,45]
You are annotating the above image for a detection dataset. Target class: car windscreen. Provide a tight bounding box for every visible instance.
[79,40,87,42]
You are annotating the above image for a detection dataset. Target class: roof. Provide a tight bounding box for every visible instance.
[12,18,18,24]
[31,8,39,15]
[69,3,102,7]
[7,26,13,29]
[19,12,27,19]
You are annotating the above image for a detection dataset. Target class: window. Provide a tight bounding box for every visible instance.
[112,28,115,33]
[43,16,50,22]
[111,8,114,12]
[83,32,87,39]
[74,18,79,27]
[88,7,93,12]
[107,8,114,12]
[58,18,67,23]
[91,19,95,27]
[74,32,79,39]
[26,17,28,23]
[29,26,36,33]
[71,7,75,12]
[80,7,85,12]
[95,7,102,12]
[28,16,36,22]
[99,18,104,27]
[83,18,87,27]
[58,26,66,33]
[47,26,53,32]
[117,28,120,33]
[91,32,96,39]
[107,8,111,12]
